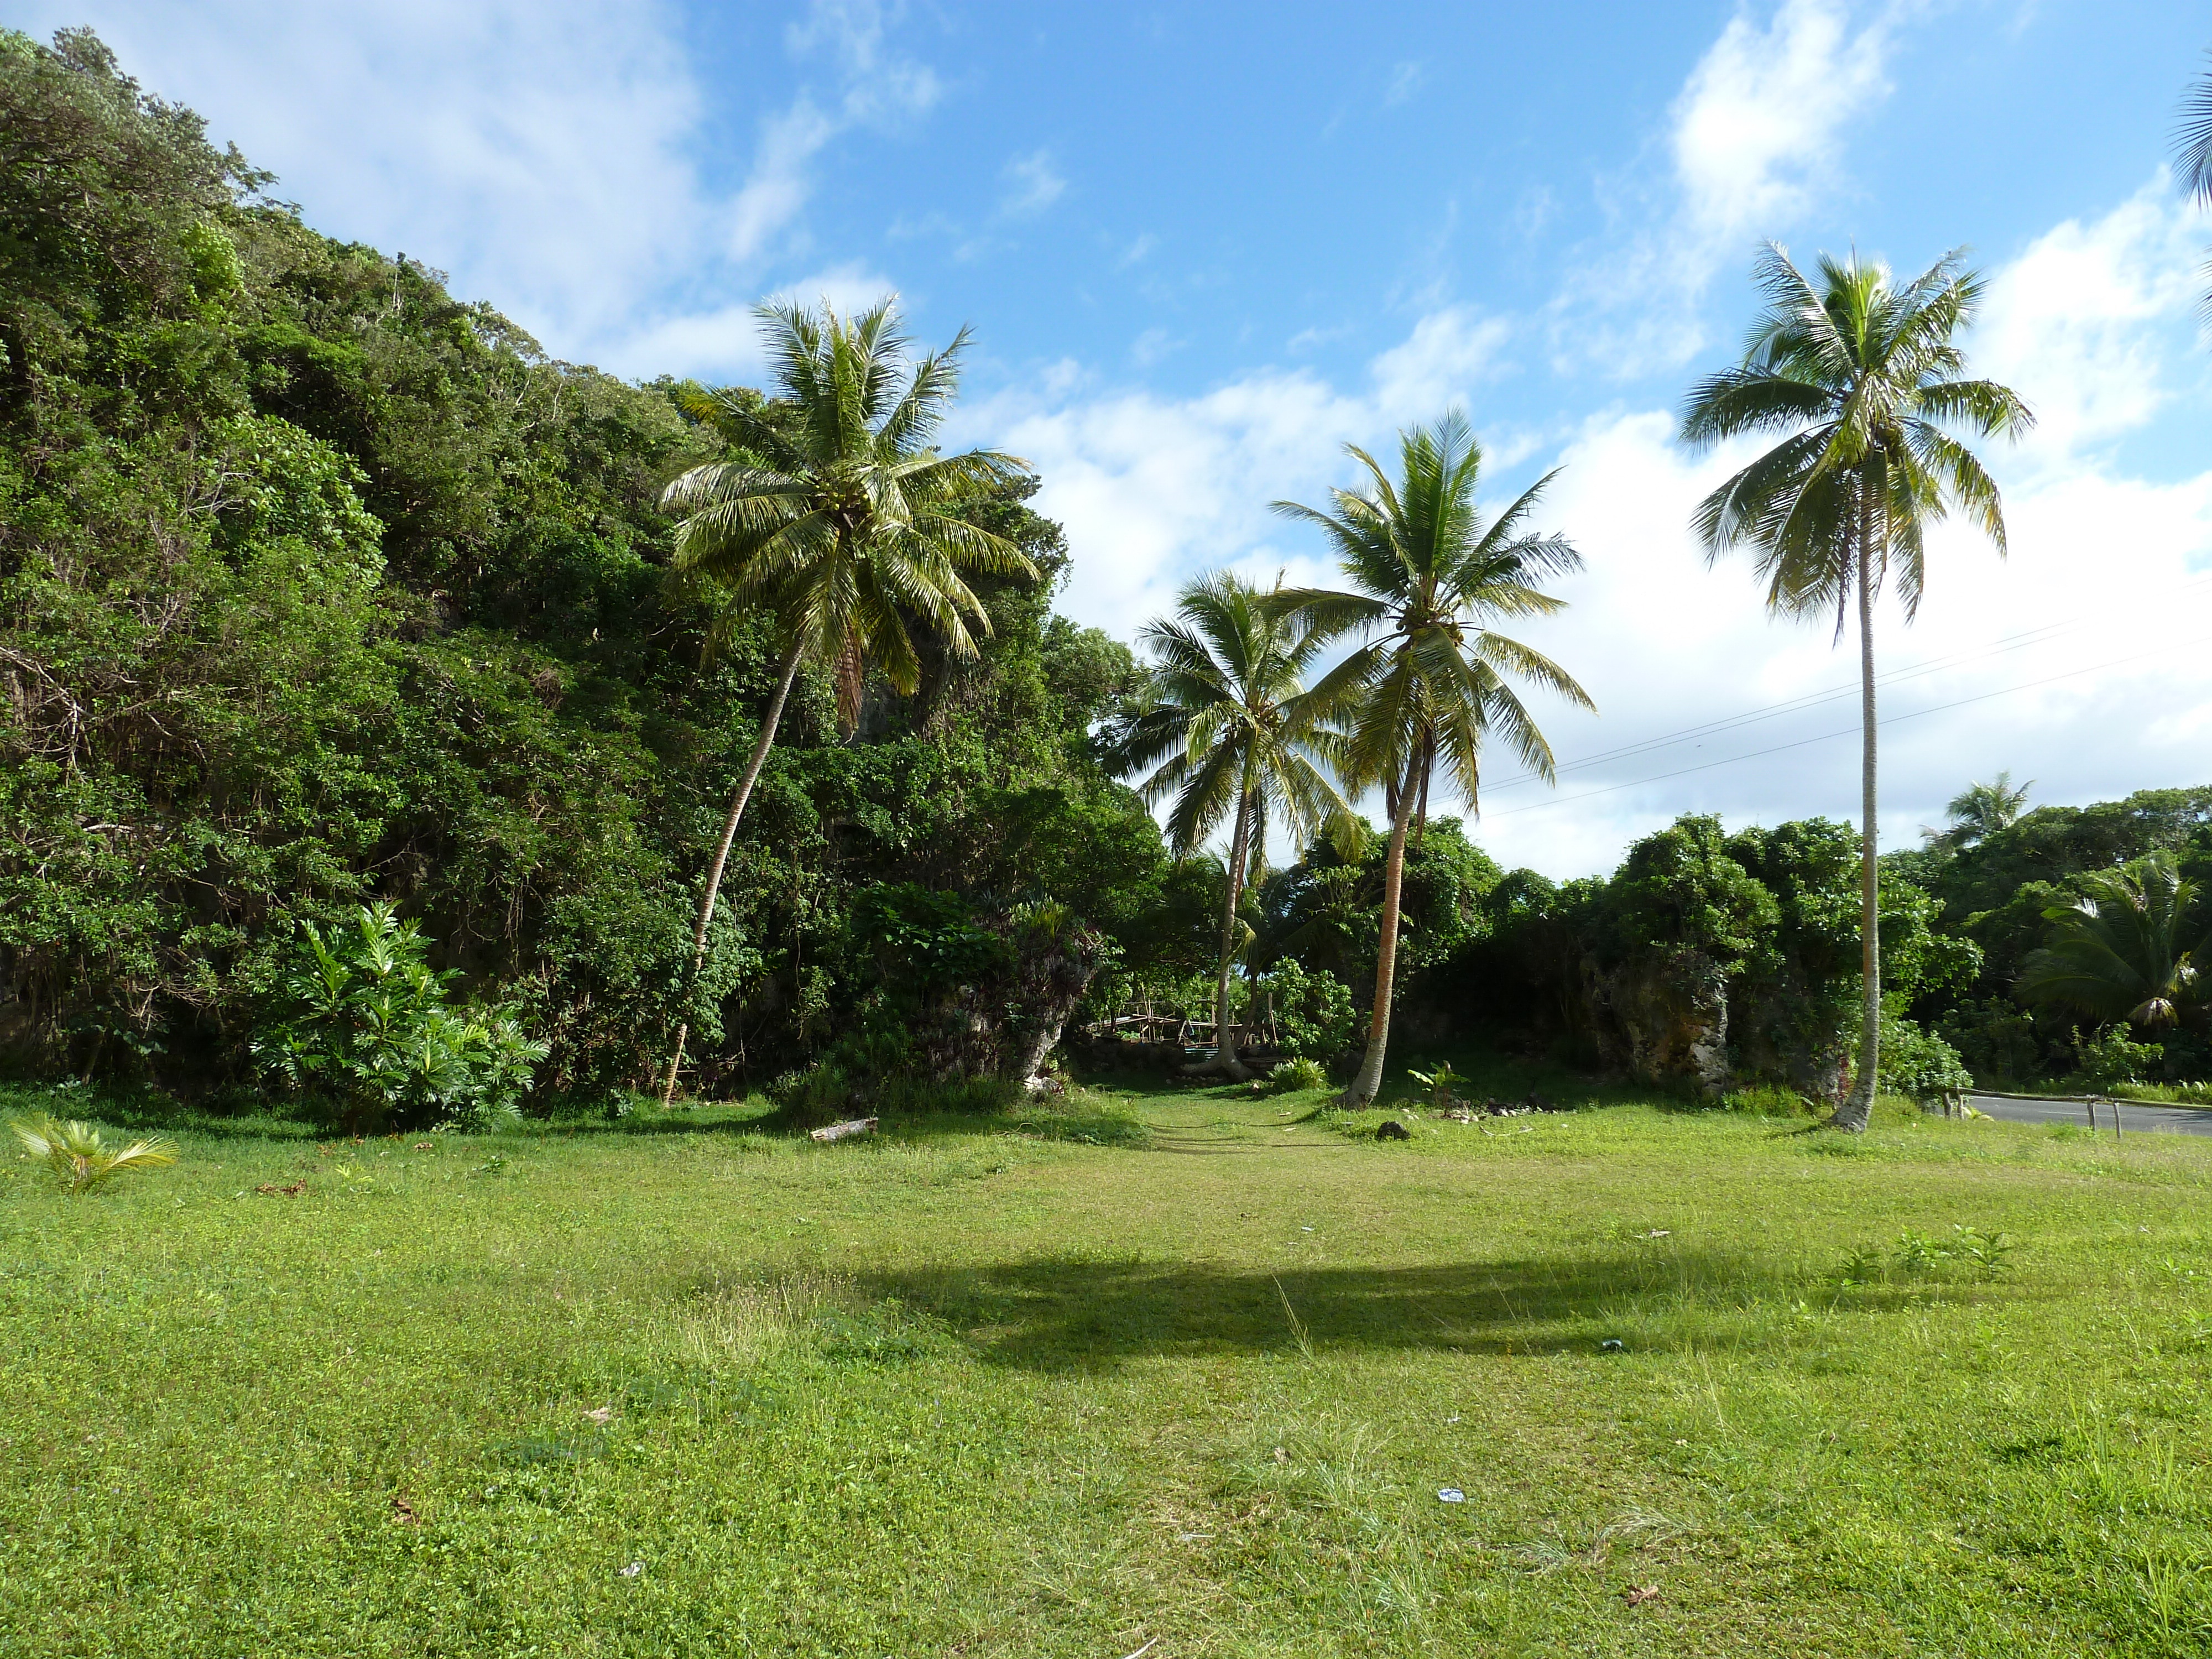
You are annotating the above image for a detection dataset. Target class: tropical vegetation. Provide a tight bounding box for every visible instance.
[1271,415,1592,1106]
[14,24,2212,1659]
[3,24,2205,1129]
[1679,244,2031,1129]
[1109,571,1355,1077]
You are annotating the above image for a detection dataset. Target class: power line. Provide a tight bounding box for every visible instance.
[1478,573,2212,796]
[1479,636,2212,820]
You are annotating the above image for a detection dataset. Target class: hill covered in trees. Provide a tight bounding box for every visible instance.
[0,29,1175,1105]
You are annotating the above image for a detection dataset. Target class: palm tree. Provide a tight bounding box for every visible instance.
[1681,245,2031,1131]
[1274,414,1592,1108]
[2176,56,2212,318]
[655,297,1036,1102]
[1922,771,2032,852]
[2017,852,2209,1029]
[1113,572,1358,1078]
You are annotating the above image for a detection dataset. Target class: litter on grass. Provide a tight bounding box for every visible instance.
[1438,1488,1466,1503]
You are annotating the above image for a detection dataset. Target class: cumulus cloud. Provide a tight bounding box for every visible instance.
[1971,179,2205,465]
[1556,0,1902,375]
[23,0,706,351]
[957,302,1519,643]
[1670,0,1891,248]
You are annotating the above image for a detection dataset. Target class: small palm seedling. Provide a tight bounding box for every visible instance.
[1270,1057,1329,1094]
[12,1114,179,1194]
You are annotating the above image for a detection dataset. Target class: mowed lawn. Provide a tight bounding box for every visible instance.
[5,1071,2212,1657]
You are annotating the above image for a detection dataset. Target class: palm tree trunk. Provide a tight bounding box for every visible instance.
[1833,523,1881,1132]
[1342,765,1420,1108]
[659,640,806,1106]
[1202,779,1255,1078]
[1412,733,1433,849]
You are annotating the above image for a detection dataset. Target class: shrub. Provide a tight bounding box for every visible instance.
[1936,998,2042,1086]
[252,903,547,1130]
[1875,1009,1972,1102]
[2074,1025,2164,1092]
[1269,1057,1328,1094]
[1406,1061,1466,1110]
[1256,959,1359,1061]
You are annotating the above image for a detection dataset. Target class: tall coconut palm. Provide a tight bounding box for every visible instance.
[1273,413,1592,1108]
[1922,771,2032,852]
[656,297,1035,1102]
[2176,57,2212,319]
[1113,572,1358,1078]
[2017,852,2209,1030]
[1681,244,2031,1131]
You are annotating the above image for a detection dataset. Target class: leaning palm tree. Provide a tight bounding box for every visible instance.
[1681,246,2031,1131]
[1274,414,1592,1108]
[1113,572,1359,1078]
[2017,852,2209,1030]
[1922,771,2032,852]
[656,297,1036,1102]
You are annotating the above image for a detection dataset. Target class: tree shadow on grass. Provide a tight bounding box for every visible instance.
[864,1250,2030,1371]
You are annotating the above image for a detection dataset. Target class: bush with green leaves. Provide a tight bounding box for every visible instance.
[253,904,546,1129]
[1269,1057,1329,1094]
[1255,958,1359,1061]
[1874,1009,1973,1101]
[2072,1025,2164,1092]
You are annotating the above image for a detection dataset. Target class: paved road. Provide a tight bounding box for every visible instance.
[1965,1092,2212,1138]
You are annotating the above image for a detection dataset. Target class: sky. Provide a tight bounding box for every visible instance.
[22,0,2212,878]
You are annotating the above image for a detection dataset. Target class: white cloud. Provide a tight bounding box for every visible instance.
[728,98,840,265]
[1555,0,1902,375]
[722,3,944,271]
[26,0,706,353]
[612,260,899,381]
[1671,0,1891,247]
[1369,307,1515,420]
[972,186,2212,878]
[1001,149,1067,216]
[1972,179,2203,465]
[1460,404,2212,879]
[25,0,941,378]
[958,302,1517,643]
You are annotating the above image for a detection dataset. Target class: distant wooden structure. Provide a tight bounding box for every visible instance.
[1085,993,1281,1053]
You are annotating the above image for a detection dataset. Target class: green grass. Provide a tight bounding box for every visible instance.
[6,1063,2212,1657]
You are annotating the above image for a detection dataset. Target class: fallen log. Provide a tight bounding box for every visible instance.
[808,1117,879,1143]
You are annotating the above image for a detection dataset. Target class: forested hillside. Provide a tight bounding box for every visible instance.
[0,29,1169,1104]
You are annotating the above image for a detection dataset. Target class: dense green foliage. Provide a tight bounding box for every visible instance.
[0,30,1162,1107]
[253,902,545,1130]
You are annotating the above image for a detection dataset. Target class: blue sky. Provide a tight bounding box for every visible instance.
[24,0,2212,875]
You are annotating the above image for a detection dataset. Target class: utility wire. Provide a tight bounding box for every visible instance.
[1478,572,2212,796]
[1479,636,2212,820]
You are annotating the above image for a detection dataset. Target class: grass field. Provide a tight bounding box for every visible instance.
[5,1058,2212,1657]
